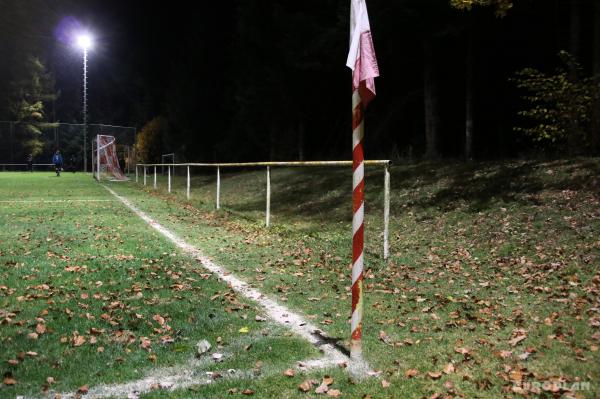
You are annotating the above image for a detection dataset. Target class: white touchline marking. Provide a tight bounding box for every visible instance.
[33,186,371,399]
[101,186,372,375]
[0,199,114,203]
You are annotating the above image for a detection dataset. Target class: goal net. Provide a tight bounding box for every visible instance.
[92,135,127,181]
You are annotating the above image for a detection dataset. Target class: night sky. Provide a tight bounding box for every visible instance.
[1,0,598,161]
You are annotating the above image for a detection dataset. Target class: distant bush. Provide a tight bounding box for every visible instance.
[512,52,600,155]
[134,116,169,163]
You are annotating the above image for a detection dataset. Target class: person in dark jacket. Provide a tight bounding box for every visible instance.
[52,150,64,177]
[26,154,33,172]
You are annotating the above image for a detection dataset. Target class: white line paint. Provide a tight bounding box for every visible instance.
[102,185,368,375]
[0,199,115,203]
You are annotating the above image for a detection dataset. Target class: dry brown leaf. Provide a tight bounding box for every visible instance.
[242,389,254,395]
[3,376,17,385]
[283,368,295,377]
[322,376,334,386]
[454,347,470,355]
[35,323,46,334]
[381,379,391,388]
[379,330,393,345]
[152,314,165,325]
[427,371,442,380]
[315,382,329,394]
[405,369,419,378]
[298,379,315,392]
[73,335,86,347]
[46,377,55,384]
[78,384,89,394]
[443,363,455,374]
[27,332,38,340]
[509,335,527,347]
[327,389,341,398]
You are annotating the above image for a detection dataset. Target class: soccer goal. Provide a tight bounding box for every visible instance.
[92,135,127,181]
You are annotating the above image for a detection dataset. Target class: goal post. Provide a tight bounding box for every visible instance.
[92,135,128,181]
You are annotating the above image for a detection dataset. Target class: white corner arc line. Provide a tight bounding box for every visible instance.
[102,185,367,373]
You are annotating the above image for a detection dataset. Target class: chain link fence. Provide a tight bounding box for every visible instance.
[0,121,136,172]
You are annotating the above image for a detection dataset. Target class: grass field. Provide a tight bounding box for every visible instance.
[1,158,599,398]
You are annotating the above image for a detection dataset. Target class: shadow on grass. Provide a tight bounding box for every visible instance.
[187,159,600,221]
[418,159,600,212]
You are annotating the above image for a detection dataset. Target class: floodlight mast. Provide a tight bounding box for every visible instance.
[76,33,93,172]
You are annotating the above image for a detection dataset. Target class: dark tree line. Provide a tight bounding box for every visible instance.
[1,0,599,163]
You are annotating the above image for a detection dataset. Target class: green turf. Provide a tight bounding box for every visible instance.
[0,172,318,397]
[120,159,599,398]
[1,158,599,398]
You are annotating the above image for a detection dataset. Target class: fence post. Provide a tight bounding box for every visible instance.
[216,166,221,209]
[135,165,138,183]
[266,166,271,227]
[383,163,390,260]
[168,165,171,193]
[186,165,190,200]
[143,166,147,186]
[153,166,157,189]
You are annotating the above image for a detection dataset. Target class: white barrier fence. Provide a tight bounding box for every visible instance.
[135,160,391,259]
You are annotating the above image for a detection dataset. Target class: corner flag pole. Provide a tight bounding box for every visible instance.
[347,0,379,361]
[351,89,365,359]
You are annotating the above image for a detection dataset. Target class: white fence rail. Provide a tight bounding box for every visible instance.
[135,160,391,259]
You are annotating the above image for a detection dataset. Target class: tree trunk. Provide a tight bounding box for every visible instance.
[465,26,474,160]
[592,2,600,152]
[594,1,600,74]
[423,37,440,159]
[297,122,305,161]
[268,123,276,161]
[569,0,581,79]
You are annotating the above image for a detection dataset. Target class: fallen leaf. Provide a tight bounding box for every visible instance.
[35,323,46,334]
[239,326,249,333]
[78,384,89,394]
[405,369,419,378]
[73,335,86,347]
[427,371,442,380]
[443,363,455,374]
[3,376,16,385]
[382,379,391,388]
[283,369,295,377]
[322,376,334,386]
[242,389,254,395]
[379,330,393,345]
[327,389,341,398]
[454,347,471,355]
[509,335,527,347]
[315,382,329,394]
[298,379,315,392]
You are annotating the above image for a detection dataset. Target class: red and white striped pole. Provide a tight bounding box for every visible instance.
[351,89,365,359]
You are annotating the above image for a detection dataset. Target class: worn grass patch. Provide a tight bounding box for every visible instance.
[0,172,317,397]
[124,159,599,398]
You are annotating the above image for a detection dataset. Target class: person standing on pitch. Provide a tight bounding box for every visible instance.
[52,150,64,177]
[26,154,33,172]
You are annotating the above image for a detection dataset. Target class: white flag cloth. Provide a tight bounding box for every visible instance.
[346,0,379,106]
